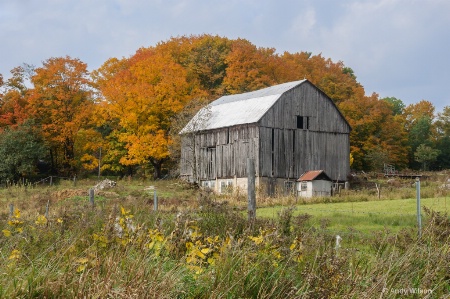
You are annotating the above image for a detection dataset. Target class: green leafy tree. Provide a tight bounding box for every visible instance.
[435,106,450,169]
[408,116,433,168]
[414,144,440,171]
[365,145,390,172]
[434,136,450,170]
[382,97,405,116]
[0,120,47,182]
[435,106,450,137]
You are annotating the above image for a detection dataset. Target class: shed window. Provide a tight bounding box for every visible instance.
[301,182,307,191]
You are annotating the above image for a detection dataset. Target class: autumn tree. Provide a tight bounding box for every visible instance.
[91,58,133,176]
[0,66,31,129]
[94,48,206,178]
[88,35,417,175]
[27,56,94,175]
[158,35,232,97]
[403,100,435,131]
[382,97,405,116]
[222,39,280,94]
[339,93,408,170]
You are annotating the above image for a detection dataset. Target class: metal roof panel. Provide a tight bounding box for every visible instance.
[297,170,332,181]
[181,80,306,133]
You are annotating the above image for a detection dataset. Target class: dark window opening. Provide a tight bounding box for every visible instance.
[292,130,295,176]
[301,182,307,191]
[296,116,310,130]
[296,116,303,129]
[207,147,215,178]
[226,128,229,144]
[271,128,275,176]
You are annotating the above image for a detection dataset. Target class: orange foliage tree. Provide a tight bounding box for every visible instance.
[222,39,281,94]
[27,56,94,174]
[403,100,435,131]
[155,35,232,98]
[0,35,435,176]
[94,48,206,178]
[339,92,408,170]
[0,66,31,129]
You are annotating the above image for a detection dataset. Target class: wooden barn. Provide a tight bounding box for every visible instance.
[179,79,351,195]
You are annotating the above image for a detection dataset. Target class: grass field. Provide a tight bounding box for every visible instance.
[258,196,450,234]
[0,178,449,298]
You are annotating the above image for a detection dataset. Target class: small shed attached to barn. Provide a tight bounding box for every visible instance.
[179,79,351,195]
[297,170,333,198]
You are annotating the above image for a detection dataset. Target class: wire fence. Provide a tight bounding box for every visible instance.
[0,176,77,188]
[264,195,450,238]
[294,206,418,217]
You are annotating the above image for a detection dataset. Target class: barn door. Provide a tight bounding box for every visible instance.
[206,147,216,179]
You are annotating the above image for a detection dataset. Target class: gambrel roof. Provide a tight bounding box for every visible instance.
[180,79,350,133]
[181,80,306,133]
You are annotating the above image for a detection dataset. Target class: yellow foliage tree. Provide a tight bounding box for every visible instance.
[94,48,205,178]
[27,56,94,174]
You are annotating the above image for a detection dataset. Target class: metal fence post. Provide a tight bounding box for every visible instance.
[416,177,422,238]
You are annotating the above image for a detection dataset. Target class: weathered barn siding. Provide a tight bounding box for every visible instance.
[257,81,350,182]
[180,125,259,181]
[180,80,351,192]
[259,81,349,132]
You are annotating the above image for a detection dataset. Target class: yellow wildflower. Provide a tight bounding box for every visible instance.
[35,215,48,226]
[9,249,21,260]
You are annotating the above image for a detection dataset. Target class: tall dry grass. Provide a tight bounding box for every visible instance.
[0,179,449,298]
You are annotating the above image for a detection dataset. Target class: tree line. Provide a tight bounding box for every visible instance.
[0,34,449,181]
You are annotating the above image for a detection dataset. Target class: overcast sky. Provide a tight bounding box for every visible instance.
[1,0,449,112]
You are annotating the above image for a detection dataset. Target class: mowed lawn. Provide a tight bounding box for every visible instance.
[257,196,450,235]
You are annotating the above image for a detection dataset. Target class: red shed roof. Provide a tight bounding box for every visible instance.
[297,170,332,182]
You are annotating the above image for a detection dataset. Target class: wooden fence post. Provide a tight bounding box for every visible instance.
[9,203,14,217]
[153,190,158,211]
[89,188,95,208]
[375,183,381,199]
[247,158,256,221]
[45,200,50,218]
